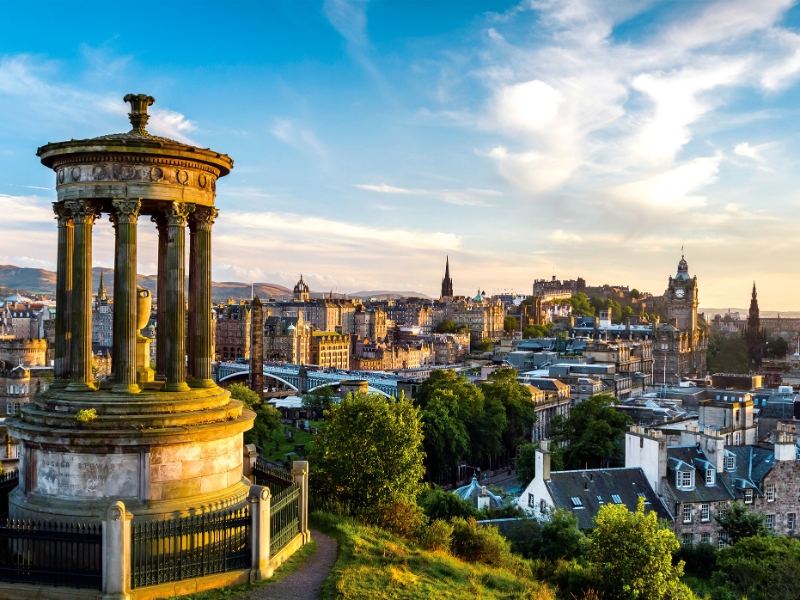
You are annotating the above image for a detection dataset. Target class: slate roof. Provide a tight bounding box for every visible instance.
[666,446,735,503]
[546,467,669,529]
[758,402,796,420]
[454,476,504,508]
[719,446,777,499]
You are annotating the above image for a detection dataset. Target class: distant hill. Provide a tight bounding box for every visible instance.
[702,307,800,318]
[0,265,57,295]
[213,282,292,303]
[348,290,431,300]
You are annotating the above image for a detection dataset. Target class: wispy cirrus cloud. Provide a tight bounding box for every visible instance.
[354,183,500,206]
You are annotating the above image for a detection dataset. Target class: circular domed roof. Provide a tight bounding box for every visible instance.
[675,254,690,280]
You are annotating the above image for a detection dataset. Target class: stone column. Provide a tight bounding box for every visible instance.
[151,215,168,380]
[65,199,99,392]
[187,218,196,382]
[292,460,310,542]
[248,485,272,581]
[163,202,194,392]
[110,199,141,394]
[188,207,217,388]
[52,202,73,387]
[102,501,131,600]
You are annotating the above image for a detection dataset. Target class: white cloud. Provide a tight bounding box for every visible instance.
[354,183,500,206]
[271,118,327,161]
[548,229,583,243]
[487,146,578,193]
[493,80,561,134]
[734,142,773,162]
[148,109,197,143]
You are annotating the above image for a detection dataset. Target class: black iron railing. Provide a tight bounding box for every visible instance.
[130,506,250,589]
[0,471,19,518]
[270,482,300,555]
[0,519,102,589]
[252,457,294,496]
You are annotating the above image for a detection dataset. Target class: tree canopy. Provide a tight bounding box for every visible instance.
[707,332,750,374]
[302,385,337,411]
[503,316,518,332]
[549,394,631,469]
[588,498,691,600]
[481,368,536,456]
[309,392,425,512]
[712,535,800,600]
[435,319,458,333]
[515,443,538,484]
[714,502,771,545]
[228,383,282,447]
[523,323,554,339]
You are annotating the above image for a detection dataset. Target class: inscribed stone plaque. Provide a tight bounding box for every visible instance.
[33,450,140,498]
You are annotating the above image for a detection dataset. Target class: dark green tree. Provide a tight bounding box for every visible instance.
[481,368,536,455]
[630,289,641,299]
[523,324,552,339]
[302,385,337,411]
[309,392,425,512]
[767,336,790,359]
[550,394,631,469]
[473,338,493,352]
[420,389,470,478]
[418,486,476,521]
[515,443,538,484]
[504,316,519,332]
[567,293,595,316]
[707,332,749,374]
[228,383,282,446]
[715,503,771,544]
[712,535,800,600]
[435,319,458,333]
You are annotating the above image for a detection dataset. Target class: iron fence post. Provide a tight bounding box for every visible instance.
[249,485,272,581]
[102,500,131,600]
[291,461,310,542]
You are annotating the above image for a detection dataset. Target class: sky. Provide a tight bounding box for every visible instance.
[1,0,800,309]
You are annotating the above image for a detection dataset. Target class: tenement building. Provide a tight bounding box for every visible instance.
[215,299,252,361]
[264,314,311,364]
[310,331,350,370]
[91,270,113,353]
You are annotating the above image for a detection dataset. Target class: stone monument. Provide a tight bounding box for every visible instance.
[6,94,255,522]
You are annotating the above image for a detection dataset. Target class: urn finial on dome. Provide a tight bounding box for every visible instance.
[123,93,155,135]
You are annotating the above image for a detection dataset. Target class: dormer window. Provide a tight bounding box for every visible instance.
[726,455,735,471]
[678,470,694,489]
[744,489,753,504]
[706,468,715,486]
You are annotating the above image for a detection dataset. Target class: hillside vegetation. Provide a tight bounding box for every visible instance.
[312,512,554,600]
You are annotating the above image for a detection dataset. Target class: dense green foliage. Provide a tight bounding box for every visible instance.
[309,392,425,514]
[714,502,770,544]
[481,368,536,456]
[505,509,586,563]
[301,385,337,411]
[711,535,800,600]
[503,316,519,332]
[589,498,692,600]
[418,486,476,521]
[515,443,538,484]
[767,335,789,358]
[706,332,749,374]
[523,323,555,338]
[435,319,459,333]
[473,337,494,352]
[549,394,631,469]
[228,383,282,447]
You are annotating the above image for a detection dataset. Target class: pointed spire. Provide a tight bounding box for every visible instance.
[98,270,107,301]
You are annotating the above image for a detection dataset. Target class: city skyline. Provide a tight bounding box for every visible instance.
[2,1,800,308]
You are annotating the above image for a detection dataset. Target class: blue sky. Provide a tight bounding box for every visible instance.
[2,0,800,309]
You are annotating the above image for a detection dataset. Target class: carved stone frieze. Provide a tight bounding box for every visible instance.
[53,160,217,194]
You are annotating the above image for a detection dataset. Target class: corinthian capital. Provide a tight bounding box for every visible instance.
[52,202,73,226]
[64,200,101,225]
[110,199,142,226]
[189,206,219,232]
[163,202,195,227]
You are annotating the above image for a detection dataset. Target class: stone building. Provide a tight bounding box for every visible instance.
[293,274,310,302]
[0,337,47,368]
[521,378,571,442]
[354,306,387,341]
[310,331,350,370]
[431,332,470,364]
[0,294,48,340]
[448,295,505,342]
[92,270,113,353]
[264,314,310,364]
[441,256,454,299]
[215,299,251,361]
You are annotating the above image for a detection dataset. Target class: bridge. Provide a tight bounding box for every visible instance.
[216,363,402,397]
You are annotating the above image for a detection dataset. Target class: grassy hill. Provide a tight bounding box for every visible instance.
[312,512,553,600]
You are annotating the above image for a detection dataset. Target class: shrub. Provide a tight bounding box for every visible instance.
[450,517,526,573]
[75,408,97,422]
[368,499,426,541]
[676,542,717,579]
[418,487,476,521]
[418,519,454,553]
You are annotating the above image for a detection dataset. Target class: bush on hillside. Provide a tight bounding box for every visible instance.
[450,517,526,574]
[418,519,454,553]
[418,487,476,521]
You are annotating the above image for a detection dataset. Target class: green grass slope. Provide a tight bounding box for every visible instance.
[312,512,553,600]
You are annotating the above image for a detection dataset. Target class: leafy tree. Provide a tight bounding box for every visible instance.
[302,385,337,411]
[714,502,770,544]
[767,336,790,359]
[630,289,641,299]
[420,388,470,477]
[711,535,800,600]
[550,394,631,469]
[523,324,553,339]
[706,332,749,374]
[473,338,493,352]
[228,383,282,446]
[308,392,425,512]
[418,486,476,521]
[538,508,586,562]
[481,368,536,455]
[567,293,595,316]
[515,443,538,484]
[435,319,458,333]
[588,498,691,600]
[621,305,635,321]
[504,316,519,332]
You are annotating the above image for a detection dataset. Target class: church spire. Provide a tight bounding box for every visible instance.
[98,270,107,302]
[441,255,454,299]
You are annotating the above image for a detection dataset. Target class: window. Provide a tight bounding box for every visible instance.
[571,497,583,507]
[734,409,740,423]
[701,504,710,521]
[706,468,715,486]
[718,534,727,549]
[682,533,693,546]
[640,437,644,448]
[788,513,796,532]
[5,403,10,415]
[734,432,741,445]
[726,456,735,471]
[744,489,753,504]
[679,470,693,488]
[597,495,604,504]
[612,494,622,504]
[13,403,19,413]
[528,493,535,508]
[683,504,693,523]
[767,483,775,502]
[766,514,775,532]
[701,533,711,545]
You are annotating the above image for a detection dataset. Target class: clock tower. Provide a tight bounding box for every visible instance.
[666,253,698,333]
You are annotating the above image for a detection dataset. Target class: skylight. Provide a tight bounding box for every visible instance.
[612,494,622,504]
[571,497,582,507]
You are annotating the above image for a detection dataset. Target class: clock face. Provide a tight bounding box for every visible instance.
[675,289,685,299]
